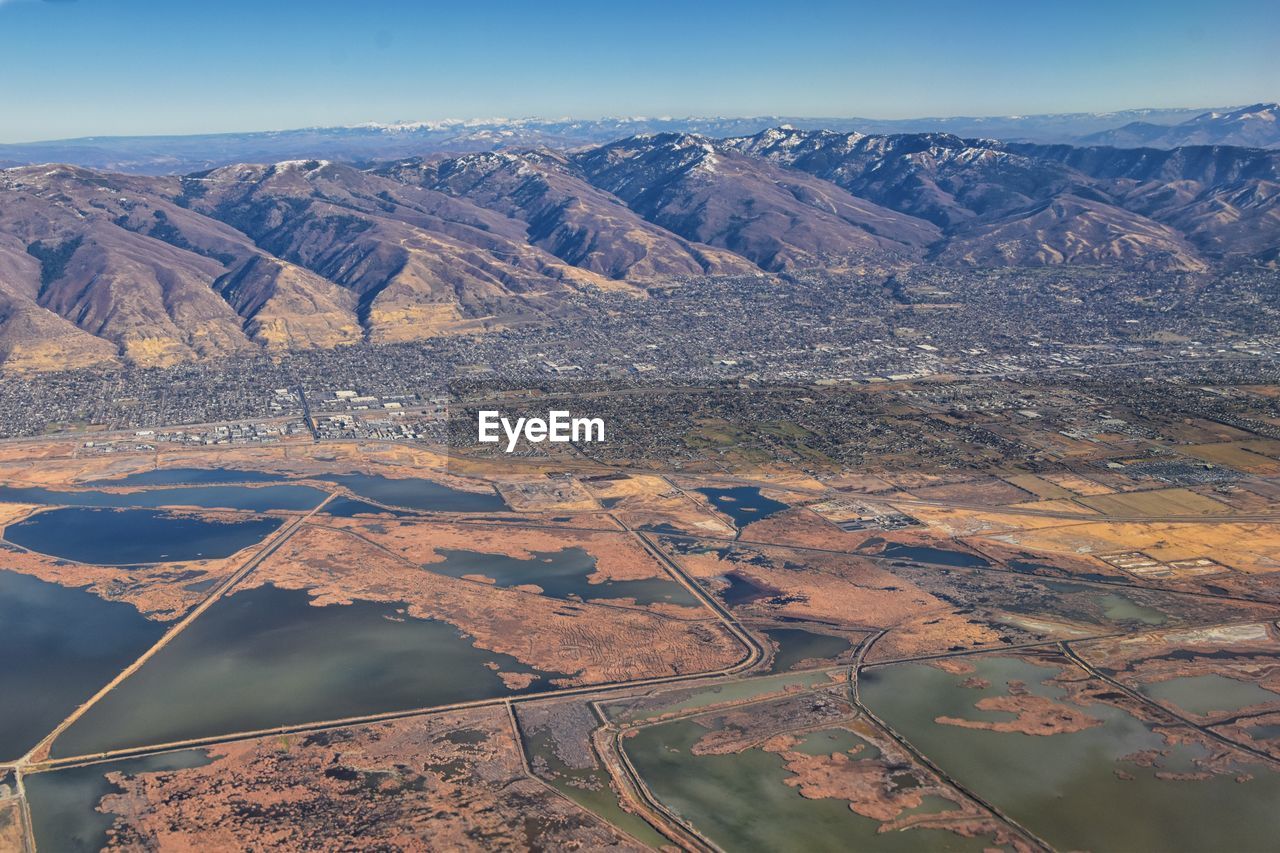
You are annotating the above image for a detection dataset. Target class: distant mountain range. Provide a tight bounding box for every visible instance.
[1,128,1277,371]
[2,106,1276,175]
[1079,103,1280,149]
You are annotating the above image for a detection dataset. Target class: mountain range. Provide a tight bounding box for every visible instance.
[1079,104,1280,150]
[1,128,1277,371]
[3,106,1277,176]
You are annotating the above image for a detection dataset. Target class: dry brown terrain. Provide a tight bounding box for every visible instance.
[242,523,743,685]
[92,708,643,851]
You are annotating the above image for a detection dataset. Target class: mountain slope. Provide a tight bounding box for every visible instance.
[727,128,1277,266]
[381,151,756,280]
[934,194,1206,270]
[1,128,1277,370]
[572,134,941,270]
[175,160,618,342]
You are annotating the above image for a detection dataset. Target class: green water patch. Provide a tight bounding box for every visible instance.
[522,729,666,847]
[424,547,697,606]
[1097,593,1167,626]
[1244,723,1280,741]
[51,583,561,757]
[861,656,1280,852]
[606,670,838,724]
[790,727,878,758]
[4,507,282,564]
[1140,674,1280,716]
[764,628,853,673]
[1043,580,1168,626]
[0,570,166,762]
[624,717,992,852]
[25,750,211,852]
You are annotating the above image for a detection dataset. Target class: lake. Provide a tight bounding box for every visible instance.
[316,473,508,512]
[696,487,789,527]
[52,583,561,757]
[87,467,291,486]
[4,507,282,564]
[320,496,417,518]
[0,482,329,512]
[0,570,165,762]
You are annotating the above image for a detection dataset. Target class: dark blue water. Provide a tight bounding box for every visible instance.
[4,507,282,564]
[52,583,562,757]
[719,572,772,606]
[0,483,328,512]
[320,496,417,518]
[0,570,166,761]
[697,487,789,527]
[424,547,697,606]
[878,543,990,568]
[25,750,212,852]
[88,467,291,486]
[317,473,508,512]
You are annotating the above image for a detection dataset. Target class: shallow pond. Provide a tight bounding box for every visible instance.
[763,627,852,673]
[1140,673,1280,716]
[426,547,697,606]
[4,507,282,564]
[605,670,837,724]
[624,716,992,852]
[1044,580,1168,626]
[52,583,559,757]
[521,728,667,847]
[861,656,1280,851]
[25,750,211,852]
[718,572,771,606]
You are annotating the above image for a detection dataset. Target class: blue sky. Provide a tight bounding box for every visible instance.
[1,0,1276,142]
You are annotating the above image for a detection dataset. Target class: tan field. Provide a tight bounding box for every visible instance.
[1006,499,1098,515]
[1040,472,1116,495]
[1179,441,1280,475]
[1077,487,1231,517]
[978,520,1280,574]
[1002,473,1077,500]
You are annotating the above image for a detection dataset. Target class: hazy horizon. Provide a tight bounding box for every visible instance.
[1,0,1276,143]
[0,104,1262,146]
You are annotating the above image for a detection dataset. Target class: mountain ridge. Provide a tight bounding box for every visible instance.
[0,107,1254,175]
[1,128,1276,371]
